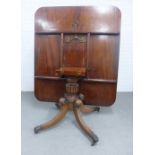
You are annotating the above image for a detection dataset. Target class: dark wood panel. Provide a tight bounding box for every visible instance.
[35,79,116,106]
[87,35,119,79]
[35,6,121,33]
[35,79,66,102]
[79,81,117,106]
[35,35,60,76]
[63,34,87,67]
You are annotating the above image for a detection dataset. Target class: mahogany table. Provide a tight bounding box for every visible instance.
[34,6,121,145]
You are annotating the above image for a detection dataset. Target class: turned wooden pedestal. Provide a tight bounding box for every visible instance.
[34,78,100,145]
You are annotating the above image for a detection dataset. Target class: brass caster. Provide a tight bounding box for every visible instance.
[34,126,42,134]
[90,132,99,146]
[55,103,61,109]
[94,107,100,112]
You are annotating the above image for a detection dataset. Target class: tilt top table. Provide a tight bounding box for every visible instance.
[34,6,121,145]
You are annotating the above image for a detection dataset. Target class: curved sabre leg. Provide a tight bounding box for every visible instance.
[73,100,99,146]
[80,105,100,113]
[34,104,68,133]
[79,94,100,113]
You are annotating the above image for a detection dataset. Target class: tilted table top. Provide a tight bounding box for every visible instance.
[34,6,121,106]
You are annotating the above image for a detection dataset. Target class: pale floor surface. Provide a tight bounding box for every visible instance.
[21,92,133,155]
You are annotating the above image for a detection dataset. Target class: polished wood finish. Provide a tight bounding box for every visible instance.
[35,104,68,130]
[80,104,100,113]
[73,104,98,146]
[35,6,121,106]
[34,6,121,145]
[34,98,99,145]
[35,6,121,33]
[34,79,100,145]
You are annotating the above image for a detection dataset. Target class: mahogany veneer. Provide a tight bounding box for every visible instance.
[35,6,121,106]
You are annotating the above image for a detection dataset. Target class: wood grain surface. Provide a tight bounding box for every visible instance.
[34,6,121,106]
